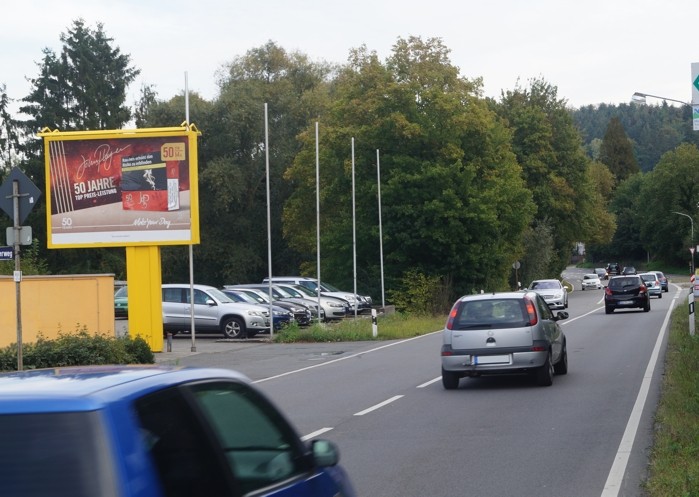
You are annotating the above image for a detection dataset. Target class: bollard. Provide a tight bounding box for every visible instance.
[167,332,172,352]
[372,308,378,338]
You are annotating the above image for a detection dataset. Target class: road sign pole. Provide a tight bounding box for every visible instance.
[12,180,22,371]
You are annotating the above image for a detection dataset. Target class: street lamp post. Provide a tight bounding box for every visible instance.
[632,92,691,107]
[672,211,695,275]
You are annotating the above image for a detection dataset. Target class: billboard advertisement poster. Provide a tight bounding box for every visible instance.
[41,128,200,248]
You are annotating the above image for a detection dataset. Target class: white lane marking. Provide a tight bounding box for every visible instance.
[253,332,439,384]
[354,395,403,416]
[301,427,334,441]
[600,289,678,497]
[418,377,442,388]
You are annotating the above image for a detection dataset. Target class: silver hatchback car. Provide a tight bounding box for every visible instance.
[441,291,568,389]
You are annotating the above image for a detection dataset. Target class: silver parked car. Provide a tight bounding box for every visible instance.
[441,291,568,389]
[162,284,270,339]
[528,279,568,309]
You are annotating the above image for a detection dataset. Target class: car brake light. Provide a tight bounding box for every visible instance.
[524,297,537,326]
[639,284,647,294]
[604,287,612,296]
[446,304,459,330]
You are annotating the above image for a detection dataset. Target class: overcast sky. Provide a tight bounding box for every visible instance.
[2,0,697,117]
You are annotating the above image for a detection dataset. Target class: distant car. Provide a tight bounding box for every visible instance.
[604,275,650,313]
[595,267,608,280]
[263,277,373,314]
[114,285,128,317]
[441,291,569,389]
[653,271,669,292]
[0,365,356,497]
[606,263,621,277]
[639,272,662,298]
[528,279,568,309]
[581,273,603,290]
[622,266,637,275]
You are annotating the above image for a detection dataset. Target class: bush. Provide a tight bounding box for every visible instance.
[0,330,155,371]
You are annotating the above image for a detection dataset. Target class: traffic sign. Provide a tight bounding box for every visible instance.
[0,167,41,224]
[693,62,699,105]
[0,246,13,260]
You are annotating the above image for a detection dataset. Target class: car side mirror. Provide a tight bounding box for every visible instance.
[554,311,569,321]
[310,439,340,467]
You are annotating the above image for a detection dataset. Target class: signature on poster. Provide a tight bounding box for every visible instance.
[77,143,131,180]
[133,217,172,229]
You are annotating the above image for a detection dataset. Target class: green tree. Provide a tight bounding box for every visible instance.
[496,78,594,276]
[16,19,141,277]
[0,84,19,170]
[599,116,639,182]
[638,143,699,266]
[284,37,535,298]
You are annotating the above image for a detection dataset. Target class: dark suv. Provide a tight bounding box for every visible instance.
[606,263,621,277]
[604,275,650,313]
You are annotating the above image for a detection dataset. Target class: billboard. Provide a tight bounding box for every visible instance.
[41,127,200,248]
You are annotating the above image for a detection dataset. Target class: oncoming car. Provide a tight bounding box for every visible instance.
[441,291,568,389]
[581,274,603,290]
[0,366,356,497]
[528,279,568,309]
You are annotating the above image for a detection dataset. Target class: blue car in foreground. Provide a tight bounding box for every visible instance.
[0,365,355,497]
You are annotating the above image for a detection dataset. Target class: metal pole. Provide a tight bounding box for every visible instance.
[376,149,385,311]
[351,138,357,319]
[672,211,694,275]
[265,103,274,338]
[12,180,22,371]
[315,122,321,323]
[186,72,196,352]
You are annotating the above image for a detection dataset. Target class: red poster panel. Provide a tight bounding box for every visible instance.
[42,128,200,248]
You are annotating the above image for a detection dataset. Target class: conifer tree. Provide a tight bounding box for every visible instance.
[599,116,639,182]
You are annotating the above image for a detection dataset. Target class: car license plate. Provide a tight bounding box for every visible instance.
[474,355,510,365]
[619,300,633,305]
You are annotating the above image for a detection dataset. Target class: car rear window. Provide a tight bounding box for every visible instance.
[452,299,528,329]
[608,277,640,289]
[0,411,117,497]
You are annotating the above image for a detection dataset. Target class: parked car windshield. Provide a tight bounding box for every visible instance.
[114,286,127,298]
[0,411,118,497]
[205,288,235,304]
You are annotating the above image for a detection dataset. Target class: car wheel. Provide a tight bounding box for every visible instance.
[442,368,460,390]
[564,298,568,309]
[605,306,613,314]
[553,342,568,375]
[535,352,554,386]
[658,293,662,299]
[582,287,585,291]
[644,300,651,312]
[222,317,246,339]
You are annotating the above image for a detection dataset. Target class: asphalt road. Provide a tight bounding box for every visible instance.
[119,273,684,496]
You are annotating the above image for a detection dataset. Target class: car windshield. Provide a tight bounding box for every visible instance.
[609,277,640,289]
[277,285,303,298]
[583,275,597,280]
[640,274,656,283]
[229,291,258,304]
[530,281,559,290]
[114,286,127,297]
[291,285,316,297]
[320,281,341,292]
[207,288,235,303]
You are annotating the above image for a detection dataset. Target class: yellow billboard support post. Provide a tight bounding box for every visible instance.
[39,125,201,351]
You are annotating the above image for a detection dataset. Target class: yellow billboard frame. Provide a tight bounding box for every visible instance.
[39,125,201,352]
[40,125,200,249]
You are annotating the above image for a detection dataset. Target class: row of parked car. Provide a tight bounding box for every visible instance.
[115,277,374,339]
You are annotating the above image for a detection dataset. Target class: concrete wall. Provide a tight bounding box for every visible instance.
[0,274,115,348]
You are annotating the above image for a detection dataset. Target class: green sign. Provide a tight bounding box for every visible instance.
[694,74,699,92]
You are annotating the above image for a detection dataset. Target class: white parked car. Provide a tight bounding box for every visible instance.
[581,273,603,290]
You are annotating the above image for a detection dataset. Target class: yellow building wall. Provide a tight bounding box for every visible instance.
[0,274,115,348]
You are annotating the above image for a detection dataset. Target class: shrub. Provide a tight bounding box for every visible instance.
[0,330,155,371]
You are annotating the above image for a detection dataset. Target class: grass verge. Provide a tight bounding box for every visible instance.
[644,298,699,496]
[273,312,447,343]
